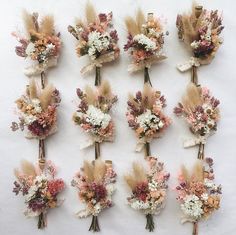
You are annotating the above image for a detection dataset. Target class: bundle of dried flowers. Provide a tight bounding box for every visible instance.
[71,159,116,232]
[125,156,169,232]
[73,80,117,157]
[68,2,120,85]
[126,84,171,156]
[175,158,221,235]
[176,4,224,84]
[174,83,220,159]
[13,160,65,229]
[11,80,60,139]
[124,9,167,85]
[12,11,61,77]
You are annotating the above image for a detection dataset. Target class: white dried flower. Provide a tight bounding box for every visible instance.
[133,34,156,51]
[181,195,203,219]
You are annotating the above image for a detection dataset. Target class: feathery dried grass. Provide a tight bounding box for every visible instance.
[29,79,38,100]
[181,165,190,182]
[182,83,202,110]
[124,174,137,190]
[85,86,96,105]
[136,9,145,32]
[94,159,106,183]
[125,162,147,190]
[193,160,204,182]
[39,84,54,110]
[40,15,54,35]
[143,83,156,108]
[132,162,147,182]
[125,16,140,36]
[22,10,36,35]
[83,161,94,183]
[86,2,96,24]
[99,80,112,99]
[14,160,36,179]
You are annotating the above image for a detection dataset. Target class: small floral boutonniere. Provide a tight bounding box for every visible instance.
[124,10,167,85]
[126,84,171,156]
[13,160,65,229]
[71,159,116,232]
[73,80,117,158]
[125,156,170,232]
[12,11,61,77]
[174,83,220,159]
[176,4,224,84]
[68,2,120,85]
[175,158,221,235]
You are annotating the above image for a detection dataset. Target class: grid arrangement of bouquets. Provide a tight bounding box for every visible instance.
[69,2,119,232]
[174,3,223,235]
[124,10,171,232]
[11,11,65,229]
[7,3,225,234]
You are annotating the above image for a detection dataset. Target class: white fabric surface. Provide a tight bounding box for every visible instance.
[0,0,235,234]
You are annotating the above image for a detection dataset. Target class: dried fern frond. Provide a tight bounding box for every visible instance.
[39,84,54,110]
[99,80,112,99]
[125,16,140,36]
[20,160,36,178]
[40,15,54,35]
[85,85,96,105]
[22,10,36,35]
[136,9,145,32]
[181,165,190,183]
[86,2,96,24]
[182,83,202,110]
[132,162,147,182]
[83,161,94,183]
[29,79,38,100]
[124,174,138,190]
[94,159,106,183]
[192,160,203,182]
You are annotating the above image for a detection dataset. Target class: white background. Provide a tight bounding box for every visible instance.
[0,0,235,234]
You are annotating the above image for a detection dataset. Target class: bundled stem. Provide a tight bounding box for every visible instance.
[95,142,100,159]
[89,215,100,232]
[39,71,47,170]
[41,71,46,89]
[145,214,155,232]
[38,212,46,229]
[95,66,101,86]
[39,139,46,170]
[197,142,205,160]
[144,67,152,87]
[145,142,151,157]
[192,222,198,235]
[191,66,198,85]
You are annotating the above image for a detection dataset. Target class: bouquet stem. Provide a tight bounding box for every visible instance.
[95,66,101,86]
[191,66,198,85]
[95,141,100,159]
[192,222,198,235]
[39,139,46,170]
[145,214,155,232]
[41,71,46,89]
[145,142,151,157]
[144,67,152,87]
[38,212,46,229]
[89,215,100,232]
[197,142,205,160]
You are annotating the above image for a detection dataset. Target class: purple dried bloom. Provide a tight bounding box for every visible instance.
[76,88,83,98]
[110,30,118,42]
[99,13,107,22]
[15,46,27,57]
[13,181,21,195]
